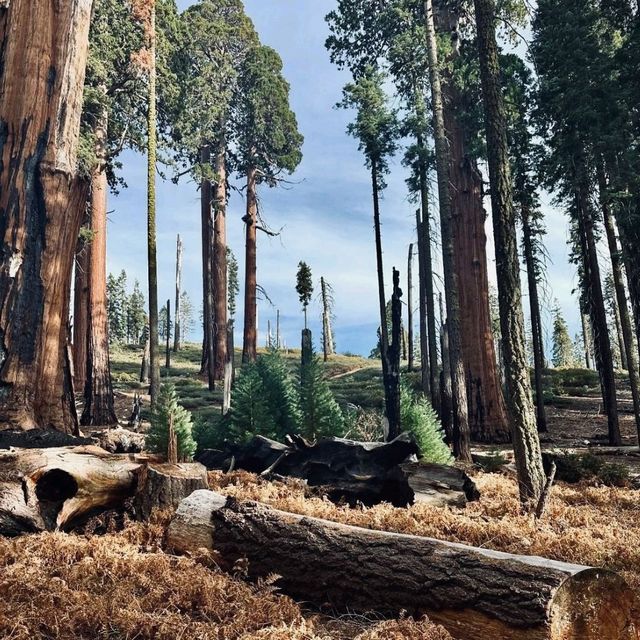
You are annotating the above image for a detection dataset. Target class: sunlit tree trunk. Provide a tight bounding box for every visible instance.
[213,140,228,379]
[200,145,214,382]
[242,165,258,363]
[424,0,471,461]
[0,0,93,432]
[173,234,182,352]
[407,243,414,372]
[81,107,117,426]
[473,0,545,506]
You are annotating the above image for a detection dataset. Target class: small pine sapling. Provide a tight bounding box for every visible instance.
[296,261,314,329]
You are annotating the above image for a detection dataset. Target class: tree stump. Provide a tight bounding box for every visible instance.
[168,490,638,640]
[134,462,208,520]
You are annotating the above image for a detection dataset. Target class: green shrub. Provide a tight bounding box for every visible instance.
[192,414,228,451]
[476,450,508,473]
[400,384,452,464]
[300,355,345,440]
[596,462,630,487]
[146,384,197,461]
[552,452,631,487]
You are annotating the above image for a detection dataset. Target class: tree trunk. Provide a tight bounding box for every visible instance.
[0,0,93,433]
[439,295,453,442]
[173,234,182,352]
[384,268,402,441]
[436,8,508,444]
[321,277,334,362]
[407,244,415,372]
[81,101,117,428]
[73,213,90,395]
[165,298,171,370]
[424,0,471,462]
[416,128,440,407]
[575,183,621,446]
[371,162,389,370]
[140,333,150,384]
[581,311,593,369]
[169,491,637,640]
[521,205,547,432]
[146,6,160,409]
[242,166,258,363]
[598,166,640,440]
[415,209,430,393]
[200,145,212,375]
[213,141,228,379]
[473,0,545,507]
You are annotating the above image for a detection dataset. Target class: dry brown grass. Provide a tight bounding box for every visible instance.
[0,511,450,639]
[209,470,640,592]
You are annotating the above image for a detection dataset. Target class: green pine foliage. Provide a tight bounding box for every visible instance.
[107,270,128,343]
[400,384,452,464]
[295,261,314,327]
[300,355,345,440]
[552,304,575,368]
[230,351,301,442]
[146,383,197,461]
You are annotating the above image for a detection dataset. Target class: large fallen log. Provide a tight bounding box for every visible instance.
[0,446,208,535]
[168,490,638,640]
[197,434,478,507]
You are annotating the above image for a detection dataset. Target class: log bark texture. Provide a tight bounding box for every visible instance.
[0,0,93,432]
[168,490,638,640]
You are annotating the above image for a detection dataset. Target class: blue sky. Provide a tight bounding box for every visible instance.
[107,0,585,357]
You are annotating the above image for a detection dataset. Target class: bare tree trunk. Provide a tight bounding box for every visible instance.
[415,209,430,394]
[0,0,93,432]
[581,311,593,369]
[598,167,640,439]
[165,298,171,371]
[321,277,334,362]
[173,235,182,352]
[140,331,150,384]
[276,309,281,350]
[407,244,414,372]
[385,269,402,441]
[242,166,258,363]
[521,205,547,432]
[213,140,228,379]
[200,145,212,376]
[439,294,453,443]
[73,213,90,395]
[146,6,160,409]
[81,105,117,427]
[576,184,621,446]
[424,0,471,462]
[473,0,545,507]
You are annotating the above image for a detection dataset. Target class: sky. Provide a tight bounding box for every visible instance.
[107,0,586,357]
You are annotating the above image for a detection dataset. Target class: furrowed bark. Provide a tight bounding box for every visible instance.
[200,144,214,381]
[598,165,640,440]
[81,103,116,427]
[73,210,90,394]
[521,205,547,432]
[438,7,508,444]
[407,244,415,372]
[242,164,258,363]
[0,0,93,432]
[473,0,545,506]
[212,140,228,379]
[424,0,471,462]
[169,491,638,640]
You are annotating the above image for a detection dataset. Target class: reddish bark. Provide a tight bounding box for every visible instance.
[73,217,90,394]
[242,166,258,363]
[212,142,228,379]
[0,0,93,432]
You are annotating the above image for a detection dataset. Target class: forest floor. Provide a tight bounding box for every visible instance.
[2,345,637,639]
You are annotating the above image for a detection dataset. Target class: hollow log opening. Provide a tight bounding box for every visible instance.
[35,469,78,503]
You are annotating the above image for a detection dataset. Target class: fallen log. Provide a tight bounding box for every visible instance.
[197,434,478,507]
[0,446,209,535]
[168,490,638,640]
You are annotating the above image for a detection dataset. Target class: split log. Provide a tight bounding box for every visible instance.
[197,434,478,507]
[168,490,638,640]
[0,446,140,534]
[134,462,208,520]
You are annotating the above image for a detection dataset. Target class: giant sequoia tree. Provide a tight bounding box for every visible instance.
[473,0,546,506]
[169,0,256,386]
[0,0,93,432]
[234,45,303,364]
[77,0,147,426]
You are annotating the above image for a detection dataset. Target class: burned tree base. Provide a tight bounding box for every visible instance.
[197,434,478,508]
[168,490,638,640]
